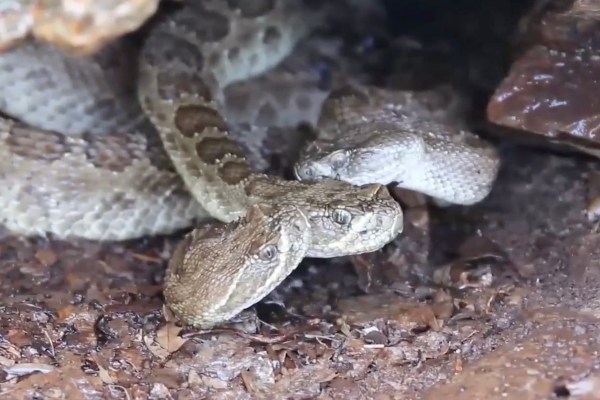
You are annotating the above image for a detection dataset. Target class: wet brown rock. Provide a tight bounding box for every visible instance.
[487,0,600,156]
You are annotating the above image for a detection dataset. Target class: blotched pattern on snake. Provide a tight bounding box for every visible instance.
[0,0,499,327]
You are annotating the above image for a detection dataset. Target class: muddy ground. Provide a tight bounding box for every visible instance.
[2,1,600,399]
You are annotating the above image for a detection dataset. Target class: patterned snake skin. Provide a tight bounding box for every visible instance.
[295,84,500,205]
[0,0,499,327]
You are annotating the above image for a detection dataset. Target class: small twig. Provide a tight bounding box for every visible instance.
[43,330,55,358]
[110,385,131,400]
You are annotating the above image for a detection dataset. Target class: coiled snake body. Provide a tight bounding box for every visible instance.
[0,1,499,327]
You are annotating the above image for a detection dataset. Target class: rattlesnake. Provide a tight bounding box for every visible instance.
[295,84,500,204]
[0,0,499,327]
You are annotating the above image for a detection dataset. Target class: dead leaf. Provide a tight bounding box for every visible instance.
[6,329,32,348]
[241,370,264,395]
[408,305,440,331]
[57,305,79,322]
[0,355,15,368]
[144,335,169,360]
[272,365,337,397]
[97,363,116,384]
[34,248,58,267]
[162,304,177,323]
[187,370,202,387]
[337,319,353,338]
[155,322,187,354]
[144,323,188,360]
[328,377,361,395]
[200,375,228,390]
[431,300,454,321]
[454,354,463,372]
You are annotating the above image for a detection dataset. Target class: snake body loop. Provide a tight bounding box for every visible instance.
[0,0,499,327]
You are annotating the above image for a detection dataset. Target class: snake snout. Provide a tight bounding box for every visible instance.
[360,183,386,199]
[390,211,404,237]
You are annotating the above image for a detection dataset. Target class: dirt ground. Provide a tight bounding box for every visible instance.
[2,135,600,400]
[2,1,600,399]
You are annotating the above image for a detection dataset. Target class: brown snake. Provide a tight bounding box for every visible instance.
[0,0,499,327]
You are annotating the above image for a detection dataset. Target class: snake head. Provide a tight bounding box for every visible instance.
[163,203,311,328]
[295,141,352,181]
[295,127,422,187]
[294,138,358,182]
[292,181,403,258]
[296,117,500,205]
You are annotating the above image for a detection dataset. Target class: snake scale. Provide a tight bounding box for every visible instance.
[0,0,500,327]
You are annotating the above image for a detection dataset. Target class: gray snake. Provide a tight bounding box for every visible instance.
[0,0,499,327]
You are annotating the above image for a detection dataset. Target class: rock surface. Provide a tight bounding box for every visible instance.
[487,0,600,157]
[0,0,159,54]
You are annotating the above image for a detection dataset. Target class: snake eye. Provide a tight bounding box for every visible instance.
[295,163,315,181]
[303,165,315,178]
[258,244,278,261]
[331,209,352,225]
[330,150,349,170]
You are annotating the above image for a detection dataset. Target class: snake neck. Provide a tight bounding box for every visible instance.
[137,0,320,222]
